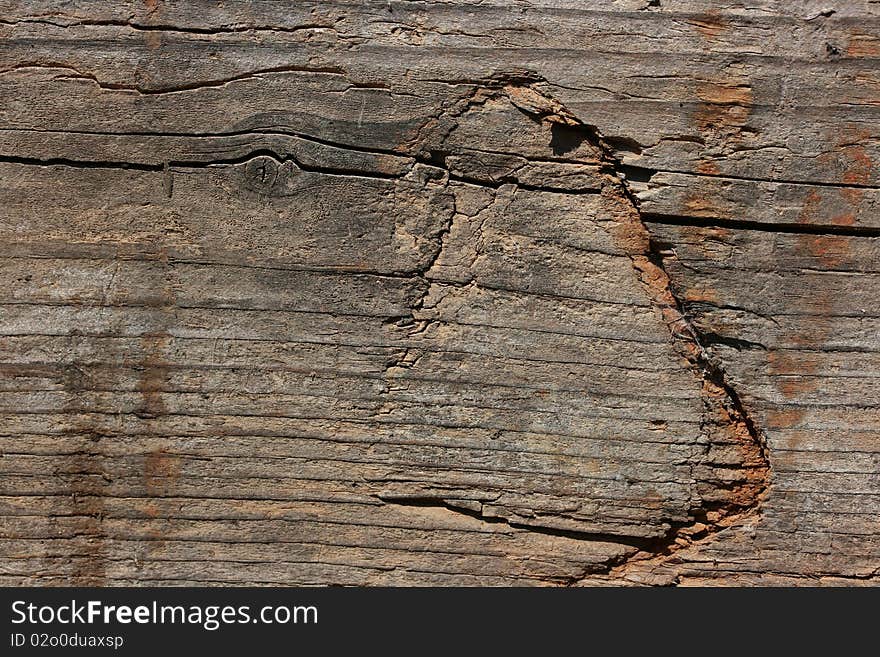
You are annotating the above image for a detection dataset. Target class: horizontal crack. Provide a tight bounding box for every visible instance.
[0,155,160,171]
[0,150,400,181]
[700,332,768,351]
[380,497,653,551]
[1,63,348,95]
[628,163,880,192]
[0,17,344,37]
[644,213,880,238]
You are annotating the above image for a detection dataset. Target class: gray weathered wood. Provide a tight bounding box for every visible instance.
[0,0,877,586]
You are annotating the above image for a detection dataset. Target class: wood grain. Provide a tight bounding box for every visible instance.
[0,0,877,586]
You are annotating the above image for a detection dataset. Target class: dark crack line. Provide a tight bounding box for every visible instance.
[0,154,161,171]
[380,496,647,582]
[380,497,652,549]
[644,213,880,238]
[1,62,348,95]
[0,151,401,182]
[0,17,345,37]
[626,162,880,192]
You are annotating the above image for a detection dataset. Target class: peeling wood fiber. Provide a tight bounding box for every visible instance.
[1,0,878,587]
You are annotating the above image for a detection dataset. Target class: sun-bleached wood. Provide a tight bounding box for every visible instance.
[0,0,877,586]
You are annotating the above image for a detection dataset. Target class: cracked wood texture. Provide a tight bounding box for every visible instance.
[1,0,878,586]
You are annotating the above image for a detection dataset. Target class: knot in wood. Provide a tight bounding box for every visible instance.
[244,155,279,189]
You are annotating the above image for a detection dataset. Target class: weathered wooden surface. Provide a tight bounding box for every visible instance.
[0,0,877,586]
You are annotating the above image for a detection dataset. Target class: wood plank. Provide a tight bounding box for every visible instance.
[1,0,877,586]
